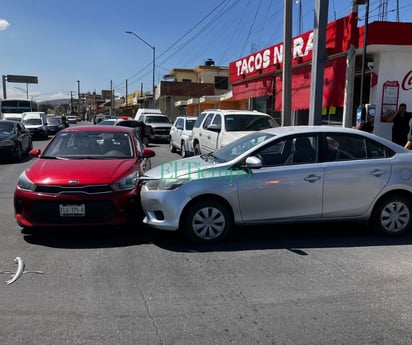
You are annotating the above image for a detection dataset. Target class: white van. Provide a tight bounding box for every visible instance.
[22,112,49,139]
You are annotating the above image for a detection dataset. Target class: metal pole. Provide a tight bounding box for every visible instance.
[359,0,369,122]
[309,0,329,125]
[343,1,359,128]
[77,80,81,119]
[125,79,128,107]
[152,46,156,108]
[2,75,7,99]
[282,0,292,126]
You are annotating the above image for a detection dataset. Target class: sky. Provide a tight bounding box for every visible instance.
[1,0,412,102]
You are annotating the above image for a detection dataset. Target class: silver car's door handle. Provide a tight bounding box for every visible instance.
[304,174,321,183]
[370,169,385,177]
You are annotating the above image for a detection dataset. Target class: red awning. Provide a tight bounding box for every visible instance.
[232,74,273,100]
[274,57,346,111]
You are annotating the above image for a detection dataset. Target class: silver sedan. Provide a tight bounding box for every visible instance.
[140,126,412,243]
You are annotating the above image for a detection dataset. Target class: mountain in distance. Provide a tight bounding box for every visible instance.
[38,98,70,106]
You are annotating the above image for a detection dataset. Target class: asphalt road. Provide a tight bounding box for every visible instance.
[1,132,412,344]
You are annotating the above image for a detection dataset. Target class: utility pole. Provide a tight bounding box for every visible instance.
[343,1,360,128]
[308,0,329,125]
[110,80,113,116]
[282,0,292,126]
[77,80,81,119]
[125,79,128,107]
[358,0,369,123]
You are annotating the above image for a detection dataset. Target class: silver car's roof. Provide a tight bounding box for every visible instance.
[259,125,407,152]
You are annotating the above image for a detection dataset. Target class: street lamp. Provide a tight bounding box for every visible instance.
[125,30,156,108]
[13,85,28,100]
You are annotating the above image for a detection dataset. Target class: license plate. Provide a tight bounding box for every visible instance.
[59,204,86,217]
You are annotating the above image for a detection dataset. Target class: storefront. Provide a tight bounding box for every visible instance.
[229,13,412,140]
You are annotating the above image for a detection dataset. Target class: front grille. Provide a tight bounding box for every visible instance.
[153,127,171,135]
[35,184,112,194]
[30,200,116,224]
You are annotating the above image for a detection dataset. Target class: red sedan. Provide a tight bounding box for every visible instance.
[14,125,155,229]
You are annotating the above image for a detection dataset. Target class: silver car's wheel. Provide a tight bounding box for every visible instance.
[371,195,412,236]
[183,200,232,243]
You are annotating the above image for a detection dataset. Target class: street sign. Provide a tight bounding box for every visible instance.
[6,75,38,84]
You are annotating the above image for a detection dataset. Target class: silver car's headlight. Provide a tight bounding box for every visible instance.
[17,171,37,191]
[111,171,139,191]
[143,178,191,191]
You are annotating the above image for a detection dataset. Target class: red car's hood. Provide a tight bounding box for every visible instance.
[26,158,137,185]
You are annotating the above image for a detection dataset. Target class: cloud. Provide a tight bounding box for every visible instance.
[0,19,10,30]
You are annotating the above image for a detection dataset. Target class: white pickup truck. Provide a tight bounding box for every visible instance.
[191,109,279,155]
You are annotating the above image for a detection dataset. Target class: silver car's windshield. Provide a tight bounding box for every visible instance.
[212,131,275,162]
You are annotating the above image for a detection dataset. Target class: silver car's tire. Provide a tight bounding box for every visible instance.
[370,195,412,236]
[183,200,232,243]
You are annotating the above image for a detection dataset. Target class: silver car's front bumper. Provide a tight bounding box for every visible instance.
[141,185,190,231]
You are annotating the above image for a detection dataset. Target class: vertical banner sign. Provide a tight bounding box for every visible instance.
[381,80,400,122]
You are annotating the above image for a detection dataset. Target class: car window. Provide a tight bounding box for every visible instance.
[193,113,207,129]
[321,133,394,161]
[186,119,196,130]
[366,139,393,158]
[23,118,43,125]
[213,131,275,162]
[0,121,15,133]
[44,131,134,158]
[225,114,278,131]
[212,114,221,127]
[202,113,214,129]
[254,135,317,166]
[175,118,183,128]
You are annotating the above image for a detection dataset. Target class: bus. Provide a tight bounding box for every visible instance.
[0,99,38,121]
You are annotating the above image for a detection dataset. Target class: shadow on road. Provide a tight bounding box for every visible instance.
[22,221,412,253]
[22,224,153,249]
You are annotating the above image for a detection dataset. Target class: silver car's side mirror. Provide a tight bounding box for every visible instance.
[244,156,262,169]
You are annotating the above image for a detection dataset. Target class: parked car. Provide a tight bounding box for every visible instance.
[67,114,77,124]
[96,118,151,147]
[97,119,117,126]
[114,119,151,148]
[21,112,49,139]
[0,119,32,162]
[14,125,156,229]
[191,109,279,155]
[96,118,152,169]
[46,115,64,135]
[140,125,412,243]
[134,108,162,121]
[136,113,173,142]
[169,116,197,157]
[94,113,106,124]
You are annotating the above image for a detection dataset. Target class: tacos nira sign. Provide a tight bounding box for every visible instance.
[229,14,353,84]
